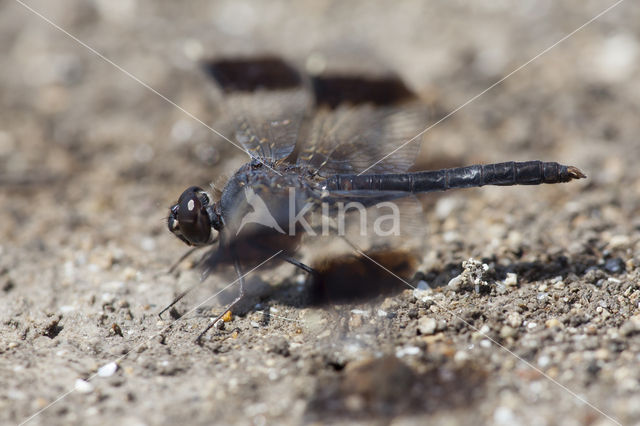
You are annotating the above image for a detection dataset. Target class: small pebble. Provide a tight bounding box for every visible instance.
[435,197,460,219]
[395,346,421,358]
[413,284,432,302]
[416,280,430,291]
[97,362,118,377]
[121,267,137,281]
[74,379,94,394]
[494,406,516,425]
[537,355,551,368]
[506,312,522,328]
[503,273,518,287]
[418,317,437,335]
[453,350,470,363]
[500,325,518,339]
[222,311,233,322]
[604,258,625,274]
[59,305,75,314]
[546,318,563,329]
[608,235,630,249]
[447,275,462,291]
[140,237,156,252]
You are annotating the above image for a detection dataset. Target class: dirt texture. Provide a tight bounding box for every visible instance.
[1,1,640,425]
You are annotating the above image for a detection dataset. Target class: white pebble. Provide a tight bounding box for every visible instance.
[503,273,518,287]
[593,33,638,83]
[454,350,471,363]
[416,280,430,290]
[447,275,462,289]
[59,305,75,313]
[537,355,551,368]
[97,362,118,377]
[182,39,204,62]
[171,119,194,143]
[395,346,421,358]
[507,312,522,328]
[418,317,437,335]
[140,237,156,252]
[435,197,460,219]
[101,293,115,304]
[493,406,516,425]
[413,280,432,301]
[75,379,94,394]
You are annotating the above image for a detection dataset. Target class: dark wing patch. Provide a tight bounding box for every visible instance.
[202,57,302,92]
[312,74,416,109]
[202,57,310,162]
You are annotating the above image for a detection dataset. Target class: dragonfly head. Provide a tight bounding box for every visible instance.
[168,186,222,246]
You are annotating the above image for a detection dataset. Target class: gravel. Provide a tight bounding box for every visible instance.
[2,1,640,425]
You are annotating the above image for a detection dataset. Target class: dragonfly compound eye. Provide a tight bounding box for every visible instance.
[168,186,213,246]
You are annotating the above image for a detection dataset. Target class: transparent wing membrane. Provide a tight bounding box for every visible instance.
[297,105,428,175]
[227,89,311,162]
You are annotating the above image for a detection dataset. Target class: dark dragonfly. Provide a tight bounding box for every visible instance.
[166,57,585,342]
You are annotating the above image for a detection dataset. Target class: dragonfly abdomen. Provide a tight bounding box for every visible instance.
[326,161,585,193]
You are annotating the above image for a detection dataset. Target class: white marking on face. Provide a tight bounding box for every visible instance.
[187,199,195,211]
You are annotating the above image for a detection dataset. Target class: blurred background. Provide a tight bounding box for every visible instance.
[1,0,639,424]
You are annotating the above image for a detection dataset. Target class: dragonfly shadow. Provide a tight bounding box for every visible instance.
[266,250,420,309]
[190,250,606,328]
[218,250,607,319]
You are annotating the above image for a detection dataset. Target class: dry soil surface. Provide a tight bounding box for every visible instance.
[1,1,640,425]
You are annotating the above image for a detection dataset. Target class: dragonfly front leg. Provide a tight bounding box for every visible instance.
[281,255,317,276]
[195,255,246,344]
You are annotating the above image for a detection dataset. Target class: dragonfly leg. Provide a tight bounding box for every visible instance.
[160,247,218,318]
[281,255,317,276]
[195,256,246,344]
[167,235,219,275]
[158,287,191,319]
[167,246,200,275]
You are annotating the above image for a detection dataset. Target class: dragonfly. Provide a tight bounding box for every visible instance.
[165,57,585,343]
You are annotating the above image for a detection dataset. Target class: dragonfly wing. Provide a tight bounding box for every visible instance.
[297,104,429,175]
[228,89,310,161]
[202,58,312,162]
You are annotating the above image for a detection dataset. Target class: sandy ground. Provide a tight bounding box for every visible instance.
[1,1,640,425]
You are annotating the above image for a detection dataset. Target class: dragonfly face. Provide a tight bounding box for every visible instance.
[168,186,221,246]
